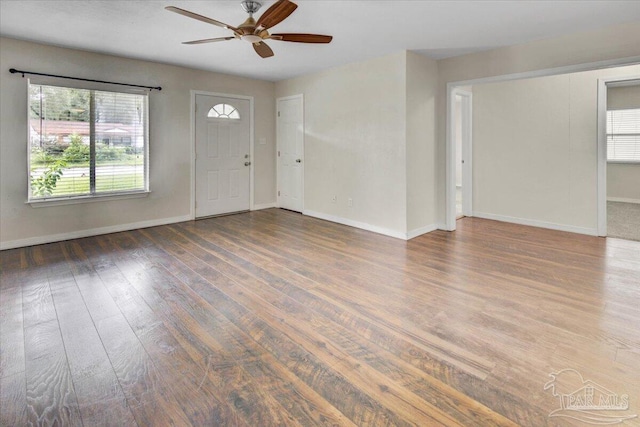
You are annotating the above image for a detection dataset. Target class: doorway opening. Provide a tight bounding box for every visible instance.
[598,78,640,240]
[450,88,473,223]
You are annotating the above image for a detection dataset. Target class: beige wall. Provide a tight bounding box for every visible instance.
[275,51,440,237]
[471,65,640,232]
[0,37,276,249]
[437,21,640,226]
[607,84,640,110]
[608,164,640,201]
[472,74,577,228]
[275,52,409,236]
[406,52,439,232]
[3,21,640,247]
[607,84,640,202]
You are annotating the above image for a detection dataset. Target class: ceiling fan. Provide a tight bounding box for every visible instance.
[166,0,333,58]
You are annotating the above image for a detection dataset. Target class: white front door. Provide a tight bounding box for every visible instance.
[195,94,251,218]
[277,95,304,212]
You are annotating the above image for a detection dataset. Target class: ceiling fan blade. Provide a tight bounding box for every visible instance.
[165,6,238,32]
[255,0,298,30]
[183,36,236,45]
[270,33,333,43]
[253,41,274,58]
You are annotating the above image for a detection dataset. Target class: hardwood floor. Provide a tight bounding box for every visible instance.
[1,209,639,426]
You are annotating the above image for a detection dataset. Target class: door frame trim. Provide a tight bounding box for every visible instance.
[596,75,640,236]
[190,90,255,219]
[446,88,473,229]
[276,94,304,212]
[453,89,473,218]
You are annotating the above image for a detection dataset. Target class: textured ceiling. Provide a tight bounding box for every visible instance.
[1,1,640,82]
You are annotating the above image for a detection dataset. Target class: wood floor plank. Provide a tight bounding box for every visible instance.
[218,211,636,354]
[123,233,365,427]
[49,279,137,426]
[0,372,27,426]
[62,236,200,426]
[135,226,467,426]
[107,235,335,427]
[0,287,24,379]
[110,232,392,426]
[140,225,519,426]
[23,281,82,426]
[96,234,300,426]
[176,219,499,375]
[182,217,508,378]
[2,210,639,426]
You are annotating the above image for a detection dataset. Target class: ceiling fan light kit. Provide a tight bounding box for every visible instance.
[166,0,333,58]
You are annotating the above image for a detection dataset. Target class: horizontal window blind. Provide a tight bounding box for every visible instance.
[607,108,640,162]
[29,84,148,200]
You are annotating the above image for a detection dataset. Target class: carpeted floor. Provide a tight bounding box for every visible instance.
[607,201,640,241]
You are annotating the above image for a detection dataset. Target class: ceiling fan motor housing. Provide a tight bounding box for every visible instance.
[241,1,262,15]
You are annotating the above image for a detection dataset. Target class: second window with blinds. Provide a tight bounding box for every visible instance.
[607,108,640,163]
[28,83,149,201]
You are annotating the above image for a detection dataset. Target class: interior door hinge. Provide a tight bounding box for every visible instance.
[278,191,280,196]
[278,111,280,117]
[278,151,280,157]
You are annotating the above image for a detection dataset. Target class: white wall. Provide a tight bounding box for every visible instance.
[437,21,640,228]
[470,65,640,233]
[0,37,276,249]
[406,52,439,233]
[275,52,409,237]
[607,84,640,203]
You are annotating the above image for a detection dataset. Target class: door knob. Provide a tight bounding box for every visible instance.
[295,159,302,163]
[244,161,251,166]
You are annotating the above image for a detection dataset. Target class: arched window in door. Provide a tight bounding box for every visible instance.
[207,103,240,119]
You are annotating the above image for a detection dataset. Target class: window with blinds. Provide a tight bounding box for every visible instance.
[28,83,148,200]
[607,108,640,163]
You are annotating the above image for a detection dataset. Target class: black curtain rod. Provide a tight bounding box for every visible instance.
[9,68,162,91]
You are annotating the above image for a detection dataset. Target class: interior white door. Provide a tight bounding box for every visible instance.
[277,95,304,212]
[195,94,250,218]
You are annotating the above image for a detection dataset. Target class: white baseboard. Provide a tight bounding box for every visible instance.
[0,214,192,250]
[607,197,640,204]
[303,210,408,240]
[472,211,598,236]
[252,202,277,211]
[406,224,440,239]
[303,210,441,240]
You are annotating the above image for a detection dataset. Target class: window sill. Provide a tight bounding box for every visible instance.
[607,161,640,165]
[27,191,150,208]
